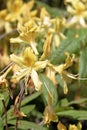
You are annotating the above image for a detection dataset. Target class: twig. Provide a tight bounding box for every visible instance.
[2,99,8,130]
[0,28,17,40]
[15,80,25,130]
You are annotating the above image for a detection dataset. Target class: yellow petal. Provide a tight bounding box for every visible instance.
[34,60,48,70]
[62,76,68,94]
[40,33,53,60]
[23,47,37,66]
[18,21,38,43]
[10,37,23,43]
[64,52,75,69]
[11,68,29,83]
[31,69,42,91]
[67,6,76,14]
[10,54,26,67]
[40,8,50,19]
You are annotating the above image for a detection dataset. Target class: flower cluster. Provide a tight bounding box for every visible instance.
[0,0,87,128]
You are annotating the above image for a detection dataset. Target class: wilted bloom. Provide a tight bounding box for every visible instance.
[11,95,26,118]
[43,94,58,124]
[10,47,48,91]
[65,0,87,27]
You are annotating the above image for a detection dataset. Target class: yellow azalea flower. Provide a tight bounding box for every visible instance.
[10,20,38,46]
[18,21,38,43]
[7,0,23,12]
[17,21,39,55]
[6,0,36,23]
[10,47,48,91]
[48,53,75,94]
[65,0,87,27]
[43,94,58,124]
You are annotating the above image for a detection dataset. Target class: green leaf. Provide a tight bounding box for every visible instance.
[59,98,87,107]
[67,98,87,106]
[0,117,4,130]
[50,28,87,65]
[21,105,35,115]
[8,120,48,130]
[79,47,87,78]
[21,92,41,107]
[56,110,87,120]
[40,74,58,106]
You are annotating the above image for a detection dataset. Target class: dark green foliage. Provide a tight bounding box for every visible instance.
[50,28,87,65]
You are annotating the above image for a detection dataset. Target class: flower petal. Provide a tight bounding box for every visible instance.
[31,69,42,91]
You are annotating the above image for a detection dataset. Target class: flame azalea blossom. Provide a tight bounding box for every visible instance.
[48,53,75,94]
[0,0,36,32]
[65,0,87,27]
[10,47,48,91]
[11,20,39,55]
[6,0,36,23]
